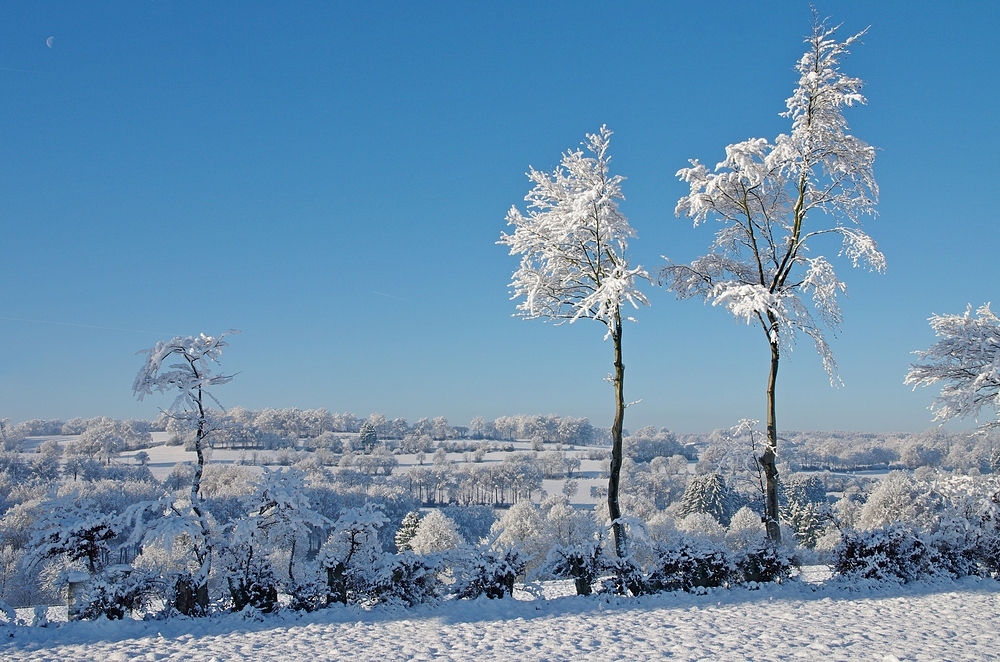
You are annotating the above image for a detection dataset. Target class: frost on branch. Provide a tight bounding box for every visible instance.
[905,304,1000,429]
[499,125,649,329]
[499,125,647,558]
[133,330,238,615]
[663,19,882,385]
[133,332,238,420]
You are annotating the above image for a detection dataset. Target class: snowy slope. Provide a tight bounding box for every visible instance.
[3,575,998,661]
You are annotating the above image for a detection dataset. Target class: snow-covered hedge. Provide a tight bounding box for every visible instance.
[833,475,1000,583]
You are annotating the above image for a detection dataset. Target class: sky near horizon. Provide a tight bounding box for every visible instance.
[0,1,997,434]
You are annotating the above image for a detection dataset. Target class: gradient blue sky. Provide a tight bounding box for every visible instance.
[1,1,997,433]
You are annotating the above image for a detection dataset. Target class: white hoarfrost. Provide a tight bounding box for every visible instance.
[132,331,238,608]
[499,124,648,557]
[133,332,238,416]
[499,125,649,328]
[663,22,883,382]
[408,510,462,555]
[662,17,884,543]
[905,303,1000,429]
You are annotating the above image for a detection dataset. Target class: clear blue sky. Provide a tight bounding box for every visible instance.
[1,1,997,433]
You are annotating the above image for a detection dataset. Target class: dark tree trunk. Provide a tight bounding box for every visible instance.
[607,312,627,557]
[762,339,782,543]
[181,384,211,613]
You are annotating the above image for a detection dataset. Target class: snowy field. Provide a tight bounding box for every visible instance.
[27,433,625,508]
[3,573,999,661]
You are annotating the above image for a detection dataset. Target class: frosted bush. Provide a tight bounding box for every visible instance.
[542,500,600,549]
[677,512,727,544]
[726,506,766,552]
[645,512,679,544]
[833,523,929,583]
[490,501,547,571]
[730,540,794,585]
[643,537,732,593]
[543,540,607,596]
[456,546,527,600]
[409,510,462,555]
[857,471,921,530]
[376,552,441,607]
[318,505,388,605]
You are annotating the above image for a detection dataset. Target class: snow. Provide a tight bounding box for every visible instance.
[3,574,998,661]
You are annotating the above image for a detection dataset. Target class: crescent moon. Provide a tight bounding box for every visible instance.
[46,36,54,48]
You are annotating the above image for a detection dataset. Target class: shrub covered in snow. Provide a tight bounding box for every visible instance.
[833,523,931,583]
[543,540,607,596]
[456,546,527,600]
[318,505,388,606]
[409,510,462,555]
[376,552,442,606]
[643,537,732,593]
[76,565,164,621]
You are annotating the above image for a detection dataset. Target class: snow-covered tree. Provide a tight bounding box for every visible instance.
[905,304,1000,430]
[856,471,921,531]
[490,501,547,570]
[395,511,421,552]
[408,510,462,555]
[318,504,388,605]
[25,497,117,575]
[245,469,328,583]
[0,419,25,452]
[662,19,883,541]
[132,331,237,613]
[358,420,378,452]
[726,505,767,552]
[77,418,151,465]
[499,126,649,556]
[679,473,733,526]
[541,500,605,596]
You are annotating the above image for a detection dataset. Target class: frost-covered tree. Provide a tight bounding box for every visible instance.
[905,304,1000,430]
[679,473,734,526]
[25,497,117,575]
[132,331,237,613]
[395,511,421,552]
[499,126,649,556]
[245,469,328,583]
[856,471,921,531]
[358,420,378,452]
[490,501,547,570]
[77,418,151,465]
[0,419,25,452]
[662,20,882,541]
[318,504,388,605]
[409,510,462,555]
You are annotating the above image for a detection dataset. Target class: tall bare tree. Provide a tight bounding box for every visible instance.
[499,126,648,556]
[662,19,884,541]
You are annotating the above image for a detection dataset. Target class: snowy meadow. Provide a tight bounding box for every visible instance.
[4,574,1000,661]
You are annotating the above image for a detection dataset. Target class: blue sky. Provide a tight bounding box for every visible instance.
[0,1,997,433]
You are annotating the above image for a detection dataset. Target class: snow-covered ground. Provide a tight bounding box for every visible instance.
[3,573,998,661]
[29,434,619,507]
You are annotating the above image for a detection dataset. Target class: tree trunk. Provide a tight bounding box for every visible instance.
[607,313,627,557]
[762,339,782,543]
[184,388,212,613]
